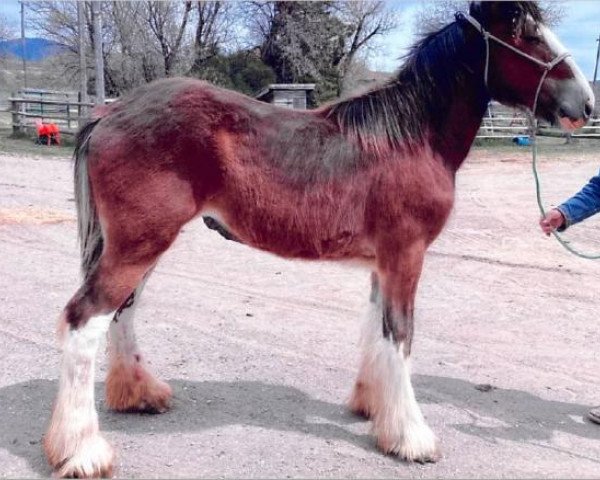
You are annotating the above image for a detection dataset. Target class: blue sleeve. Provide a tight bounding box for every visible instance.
[556,171,600,230]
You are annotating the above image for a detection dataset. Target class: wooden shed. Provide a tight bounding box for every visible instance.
[255,83,315,110]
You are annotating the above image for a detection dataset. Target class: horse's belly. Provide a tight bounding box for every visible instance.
[201,205,374,261]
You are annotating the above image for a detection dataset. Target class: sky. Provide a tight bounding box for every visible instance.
[370,0,600,80]
[1,0,599,80]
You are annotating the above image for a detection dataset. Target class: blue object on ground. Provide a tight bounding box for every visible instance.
[512,135,531,146]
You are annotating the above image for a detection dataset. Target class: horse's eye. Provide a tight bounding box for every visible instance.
[524,35,542,45]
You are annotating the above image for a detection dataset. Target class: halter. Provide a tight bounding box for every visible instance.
[455,11,570,113]
[457,12,600,260]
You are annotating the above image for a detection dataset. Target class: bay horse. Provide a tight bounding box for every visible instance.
[44,2,594,477]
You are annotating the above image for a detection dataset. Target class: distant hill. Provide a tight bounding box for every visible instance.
[0,38,66,62]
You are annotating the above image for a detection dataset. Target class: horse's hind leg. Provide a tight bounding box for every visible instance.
[348,272,380,419]
[349,241,439,462]
[44,261,154,477]
[105,269,172,413]
[45,229,183,477]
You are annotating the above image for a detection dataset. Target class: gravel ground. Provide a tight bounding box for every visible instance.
[1,144,600,478]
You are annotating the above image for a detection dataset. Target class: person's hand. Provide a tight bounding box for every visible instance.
[539,209,565,236]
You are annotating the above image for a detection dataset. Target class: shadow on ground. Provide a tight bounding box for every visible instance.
[2,375,599,476]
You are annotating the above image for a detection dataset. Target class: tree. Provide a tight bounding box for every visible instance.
[189,1,234,75]
[26,1,199,95]
[333,1,399,93]
[0,13,16,42]
[245,0,399,101]
[23,0,401,102]
[414,0,564,37]
[196,49,276,94]
[247,2,346,102]
[144,1,192,77]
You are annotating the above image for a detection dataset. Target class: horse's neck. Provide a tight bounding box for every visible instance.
[429,77,489,172]
[393,23,489,172]
[423,45,489,172]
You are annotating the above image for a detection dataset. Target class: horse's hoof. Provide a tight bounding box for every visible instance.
[348,381,373,419]
[106,360,172,413]
[377,423,440,463]
[45,432,114,478]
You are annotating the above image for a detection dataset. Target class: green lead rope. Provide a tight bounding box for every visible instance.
[530,118,600,260]
[457,11,599,259]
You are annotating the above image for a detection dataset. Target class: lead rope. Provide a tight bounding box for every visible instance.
[530,118,600,259]
[457,12,600,259]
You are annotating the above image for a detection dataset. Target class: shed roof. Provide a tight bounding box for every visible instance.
[256,83,316,100]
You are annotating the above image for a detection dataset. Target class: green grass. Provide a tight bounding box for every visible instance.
[0,128,74,158]
[472,135,600,158]
[0,125,597,162]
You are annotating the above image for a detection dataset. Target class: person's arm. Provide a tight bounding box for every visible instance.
[556,172,600,230]
[540,171,600,234]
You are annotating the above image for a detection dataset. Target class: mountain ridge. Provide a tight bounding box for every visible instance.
[0,38,66,62]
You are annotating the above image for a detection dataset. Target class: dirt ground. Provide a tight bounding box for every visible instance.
[1,140,600,478]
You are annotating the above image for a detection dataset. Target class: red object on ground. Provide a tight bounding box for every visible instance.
[36,123,61,145]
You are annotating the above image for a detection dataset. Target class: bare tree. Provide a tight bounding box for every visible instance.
[414,0,564,37]
[27,1,82,53]
[21,0,401,100]
[144,1,192,76]
[333,0,400,86]
[0,13,16,42]
[26,1,199,94]
[190,1,234,74]
[243,0,399,97]
[109,2,156,86]
[240,1,275,48]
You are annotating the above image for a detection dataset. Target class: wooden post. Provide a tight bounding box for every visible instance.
[40,91,44,123]
[10,94,20,135]
[20,1,28,90]
[594,35,599,85]
[92,1,105,105]
[67,102,72,131]
[77,1,89,124]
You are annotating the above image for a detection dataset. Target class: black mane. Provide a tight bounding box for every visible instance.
[323,21,483,152]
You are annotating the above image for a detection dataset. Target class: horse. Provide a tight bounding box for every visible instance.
[43,2,594,477]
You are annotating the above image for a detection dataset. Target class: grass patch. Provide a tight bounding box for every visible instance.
[472,134,600,158]
[0,128,74,158]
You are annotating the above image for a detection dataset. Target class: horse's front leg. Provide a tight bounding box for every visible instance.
[349,240,439,462]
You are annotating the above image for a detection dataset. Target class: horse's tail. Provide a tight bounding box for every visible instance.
[74,118,102,279]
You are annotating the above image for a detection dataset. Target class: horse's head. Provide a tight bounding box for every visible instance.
[466,1,594,130]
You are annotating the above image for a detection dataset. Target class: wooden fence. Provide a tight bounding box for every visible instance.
[6,91,600,140]
[9,88,95,136]
[477,101,600,139]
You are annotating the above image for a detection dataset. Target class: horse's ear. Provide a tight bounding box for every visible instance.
[470,1,524,30]
[469,1,483,19]
[469,1,492,26]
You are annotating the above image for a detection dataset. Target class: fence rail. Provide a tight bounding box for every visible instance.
[9,95,95,135]
[477,101,600,139]
[7,88,98,136]
[6,92,600,140]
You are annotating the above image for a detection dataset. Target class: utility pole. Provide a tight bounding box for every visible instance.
[92,1,105,105]
[594,35,600,85]
[77,1,89,121]
[20,1,27,90]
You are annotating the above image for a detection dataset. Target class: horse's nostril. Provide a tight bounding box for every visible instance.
[584,101,593,119]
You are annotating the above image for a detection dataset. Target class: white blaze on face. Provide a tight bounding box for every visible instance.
[539,24,595,130]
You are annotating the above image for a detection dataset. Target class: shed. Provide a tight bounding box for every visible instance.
[255,83,315,110]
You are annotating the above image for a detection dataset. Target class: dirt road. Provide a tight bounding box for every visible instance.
[1,144,600,478]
